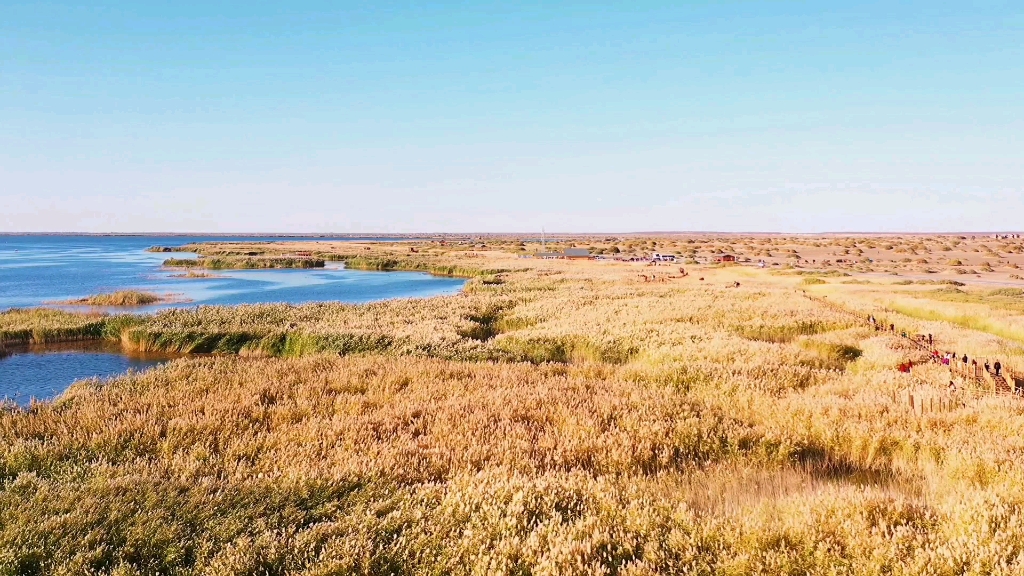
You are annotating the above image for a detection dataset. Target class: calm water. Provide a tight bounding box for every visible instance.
[0,235,464,310]
[0,235,464,405]
[0,343,169,407]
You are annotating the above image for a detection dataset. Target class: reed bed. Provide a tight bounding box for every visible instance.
[338,255,507,278]
[4,350,1024,574]
[0,308,121,345]
[62,290,163,307]
[163,256,325,270]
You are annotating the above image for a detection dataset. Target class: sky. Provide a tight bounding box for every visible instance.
[2,1,1022,233]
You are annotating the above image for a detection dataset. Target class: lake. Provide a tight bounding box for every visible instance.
[0,235,465,310]
[0,235,465,405]
[0,342,171,407]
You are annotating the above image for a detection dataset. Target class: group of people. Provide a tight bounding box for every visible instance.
[871,313,1010,386]
[867,315,895,333]
[868,315,937,349]
[943,352,1003,377]
[937,351,1019,396]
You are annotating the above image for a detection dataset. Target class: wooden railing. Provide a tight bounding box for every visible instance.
[894,387,960,416]
[800,290,1024,410]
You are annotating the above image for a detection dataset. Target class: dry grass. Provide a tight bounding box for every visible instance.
[0,308,116,345]
[4,235,1024,573]
[0,357,938,573]
[170,270,220,279]
[164,256,326,269]
[63,290,163,307]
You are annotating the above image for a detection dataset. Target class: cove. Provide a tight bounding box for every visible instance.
[0,235,465,310]
[0,342,173,408]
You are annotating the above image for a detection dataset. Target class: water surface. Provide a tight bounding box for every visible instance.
[0,342,169,407]
[0,235,465,405]
[0,235,464,310]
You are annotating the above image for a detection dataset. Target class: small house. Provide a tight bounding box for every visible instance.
[717,254,736,263]
[534,249,592,260]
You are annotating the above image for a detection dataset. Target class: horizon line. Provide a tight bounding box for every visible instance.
[1,231,1020,237]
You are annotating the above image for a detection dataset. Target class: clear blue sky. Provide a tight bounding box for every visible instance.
[2,1,1022,233]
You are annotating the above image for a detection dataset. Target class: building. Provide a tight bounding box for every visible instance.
[716,254,736,263]
[534,249,592,260]
[651,252,677,262]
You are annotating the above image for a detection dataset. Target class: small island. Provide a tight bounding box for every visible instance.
[169,270,220,279]
[60,290,167,307]
[163,256,326,270]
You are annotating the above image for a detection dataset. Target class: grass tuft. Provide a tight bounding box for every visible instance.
[64,291,163,307]
[164,257,325,269]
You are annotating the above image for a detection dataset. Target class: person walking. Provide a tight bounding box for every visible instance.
[995,361,1002,377]
[985,360,991,373]
[928,334,933,346]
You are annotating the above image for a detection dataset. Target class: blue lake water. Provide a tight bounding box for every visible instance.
[0,343,170,407]
[0,235,464,310]
[0,235,465,405]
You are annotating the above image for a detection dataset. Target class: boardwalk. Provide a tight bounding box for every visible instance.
[804,292,1024,414]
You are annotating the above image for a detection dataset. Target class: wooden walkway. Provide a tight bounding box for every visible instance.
[802,291,1024,414]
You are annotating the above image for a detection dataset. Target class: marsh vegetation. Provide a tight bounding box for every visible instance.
[3,234,1024,574]
[60,290,164,307]
[163,256,326,270]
